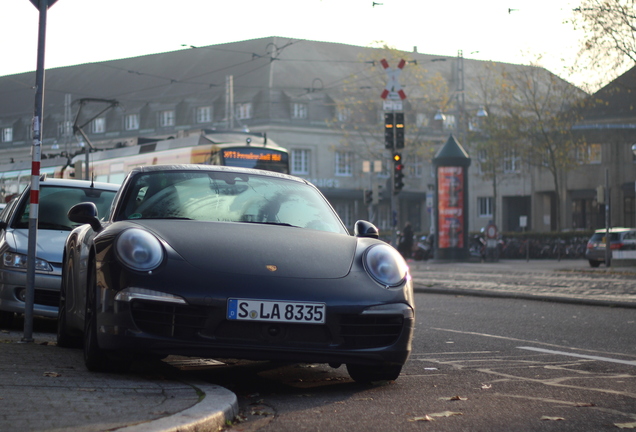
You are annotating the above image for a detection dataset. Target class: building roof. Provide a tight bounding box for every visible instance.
[0,36,539,118]
[578,65,636,126]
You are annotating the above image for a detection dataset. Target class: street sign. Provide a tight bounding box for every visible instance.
[379,58,407,100]
[383,100,403,111]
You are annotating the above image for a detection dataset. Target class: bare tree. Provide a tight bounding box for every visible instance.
[572,0,636,89]
[469,63,524,227]
[501,64,589,231]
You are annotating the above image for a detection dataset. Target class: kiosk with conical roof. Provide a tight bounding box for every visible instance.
[432,134,471,261]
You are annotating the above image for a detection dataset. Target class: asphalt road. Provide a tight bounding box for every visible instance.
[210,293,636,432]
[4,261,634,432]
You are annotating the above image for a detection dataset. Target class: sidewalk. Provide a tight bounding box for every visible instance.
[0,327,238,432]
[410,258,636,308]
[1,259,633,432]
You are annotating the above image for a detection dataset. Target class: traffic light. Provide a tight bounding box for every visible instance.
[363,189,373,205]
[596,185,605,204]
[393,152,405,194]
[384,113,394,149]
[394,112,405,149]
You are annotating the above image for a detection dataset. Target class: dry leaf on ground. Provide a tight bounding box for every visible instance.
[429,411,463,418]
[614,422,636,429]
[408,415,434,422]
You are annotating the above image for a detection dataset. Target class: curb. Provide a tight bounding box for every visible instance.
[414,286,636,309]
[116,382,238,432]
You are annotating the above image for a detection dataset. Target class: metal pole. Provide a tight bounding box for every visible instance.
[23,0,49,343]
[604,168,611,268]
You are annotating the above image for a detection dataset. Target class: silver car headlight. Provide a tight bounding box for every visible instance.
[363,244,408,287]
[115,228,164,272]
[2,252,53,272]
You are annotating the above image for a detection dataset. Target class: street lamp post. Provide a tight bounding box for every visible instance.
[632,144,636,226]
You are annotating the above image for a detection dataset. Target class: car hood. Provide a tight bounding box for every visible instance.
[136,220,358,279]
[6,229,69,264]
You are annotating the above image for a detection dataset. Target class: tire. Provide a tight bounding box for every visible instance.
[83,260,130,372]
[0,310,14,329]
[57,257,82,348]
[346,363,402,383]
[589,260,601,268]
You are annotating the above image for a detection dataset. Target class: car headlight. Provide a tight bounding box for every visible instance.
[363,244,408,287]
[2,252,53,272]
[115,228,164,271]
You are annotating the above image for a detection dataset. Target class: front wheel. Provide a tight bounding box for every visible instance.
[346,363,402,383]
[57,259,82,348]
[588,260,601,268]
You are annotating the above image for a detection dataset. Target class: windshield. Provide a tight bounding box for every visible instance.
[590,232,621,242]
[13,185,117,231]
[116,170,347,234]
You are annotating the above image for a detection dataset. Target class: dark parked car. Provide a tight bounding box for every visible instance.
[57,165,415,383]
[585,227,636,267]
[0,178,119,327]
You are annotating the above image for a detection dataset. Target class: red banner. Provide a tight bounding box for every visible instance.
[438,166,464,248]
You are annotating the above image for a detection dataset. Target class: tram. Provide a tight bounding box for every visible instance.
[0,131,289,201]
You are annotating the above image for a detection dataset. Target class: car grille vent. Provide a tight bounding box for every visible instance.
[34,289,60,307]
[130,301,208,339]
[213,321,331,346]
[339,315,404,349]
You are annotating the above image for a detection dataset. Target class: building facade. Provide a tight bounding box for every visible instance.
[0,37,634,235]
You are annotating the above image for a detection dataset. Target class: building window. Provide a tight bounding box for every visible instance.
[292,103,308,119]
[336,106,350,122]
[408,156,423,178]
[92,118,106,134]
[125,114,139,131]
[477,149,488,175]
[503,149,520,173]
[379,159,390,178]
[236,103,252,120]
[443,114,456,130]
[416,113,429,127]
[576,143,601,164]
[478,197,493,218]
[160,110,175,127]
[196,106,212,123]
[1,127,13,143]
[335,151,353,176]
[291,149,310,175]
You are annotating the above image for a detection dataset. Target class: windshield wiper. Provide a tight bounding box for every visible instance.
[139,217,194,220]
[239,221,298,228]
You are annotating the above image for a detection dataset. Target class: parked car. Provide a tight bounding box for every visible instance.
[57,165,415,383]
[585,227,636,267]
[0,178,119,327]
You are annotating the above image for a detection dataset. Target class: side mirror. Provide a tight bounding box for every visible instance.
[354,220,379,239]
[0,221,7,231]
[68,202,103,232]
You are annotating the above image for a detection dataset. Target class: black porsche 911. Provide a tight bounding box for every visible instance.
[57,164,414,382]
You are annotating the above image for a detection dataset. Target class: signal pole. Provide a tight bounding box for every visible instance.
[23,0,59,344]
[379,58,407,247]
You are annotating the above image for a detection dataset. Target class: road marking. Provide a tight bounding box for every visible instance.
[518,346,636,366]
[431,327,633,357]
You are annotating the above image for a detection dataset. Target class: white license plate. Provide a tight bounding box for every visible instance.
[227,299,326,324]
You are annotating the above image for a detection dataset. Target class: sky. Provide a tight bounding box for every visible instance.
[2,0,587,86]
